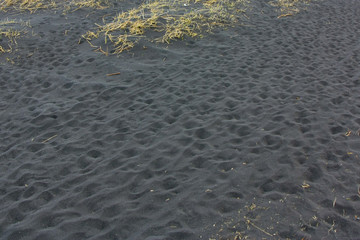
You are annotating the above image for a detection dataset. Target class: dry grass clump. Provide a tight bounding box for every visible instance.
[0,18,30,53]
[69,0,109,10]
[0,0,316,56]
[270,0,312,17]
[0,0,56,12]
[0,0,111,54]
[0,0,110,12]
[82,0,249,54]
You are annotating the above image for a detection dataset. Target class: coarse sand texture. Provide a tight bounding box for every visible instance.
[1,0,360,239]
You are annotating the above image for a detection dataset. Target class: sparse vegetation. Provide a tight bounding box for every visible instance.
[0,18,30,53]
[0,0,111,54]
[0,0,315,55]
[69,0,109,10]
[270,0,312,17]
[0,0,110,12]
[82,0,250,54]
[0,0,56,12]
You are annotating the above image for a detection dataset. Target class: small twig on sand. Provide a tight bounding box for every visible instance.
[106,72,121,76]
[328,221,336,233]
[244,217,274,237]
[42,134,57,143]
[277,13,293,18]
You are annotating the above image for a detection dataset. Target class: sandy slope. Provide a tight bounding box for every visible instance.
[1,0,360,239]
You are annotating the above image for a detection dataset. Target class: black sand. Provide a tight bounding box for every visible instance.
[1,0,360,239]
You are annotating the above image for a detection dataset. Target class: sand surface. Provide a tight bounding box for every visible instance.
[1,0,360,239]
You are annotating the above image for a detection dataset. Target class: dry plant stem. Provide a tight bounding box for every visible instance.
[0,19,29,54]
[277,13,293,18]
[244,216,274,237]
[106,72,121,76]
[0,45,11,53]
[41,134,57,143]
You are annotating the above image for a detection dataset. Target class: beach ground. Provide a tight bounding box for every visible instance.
[1,0,360,239]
